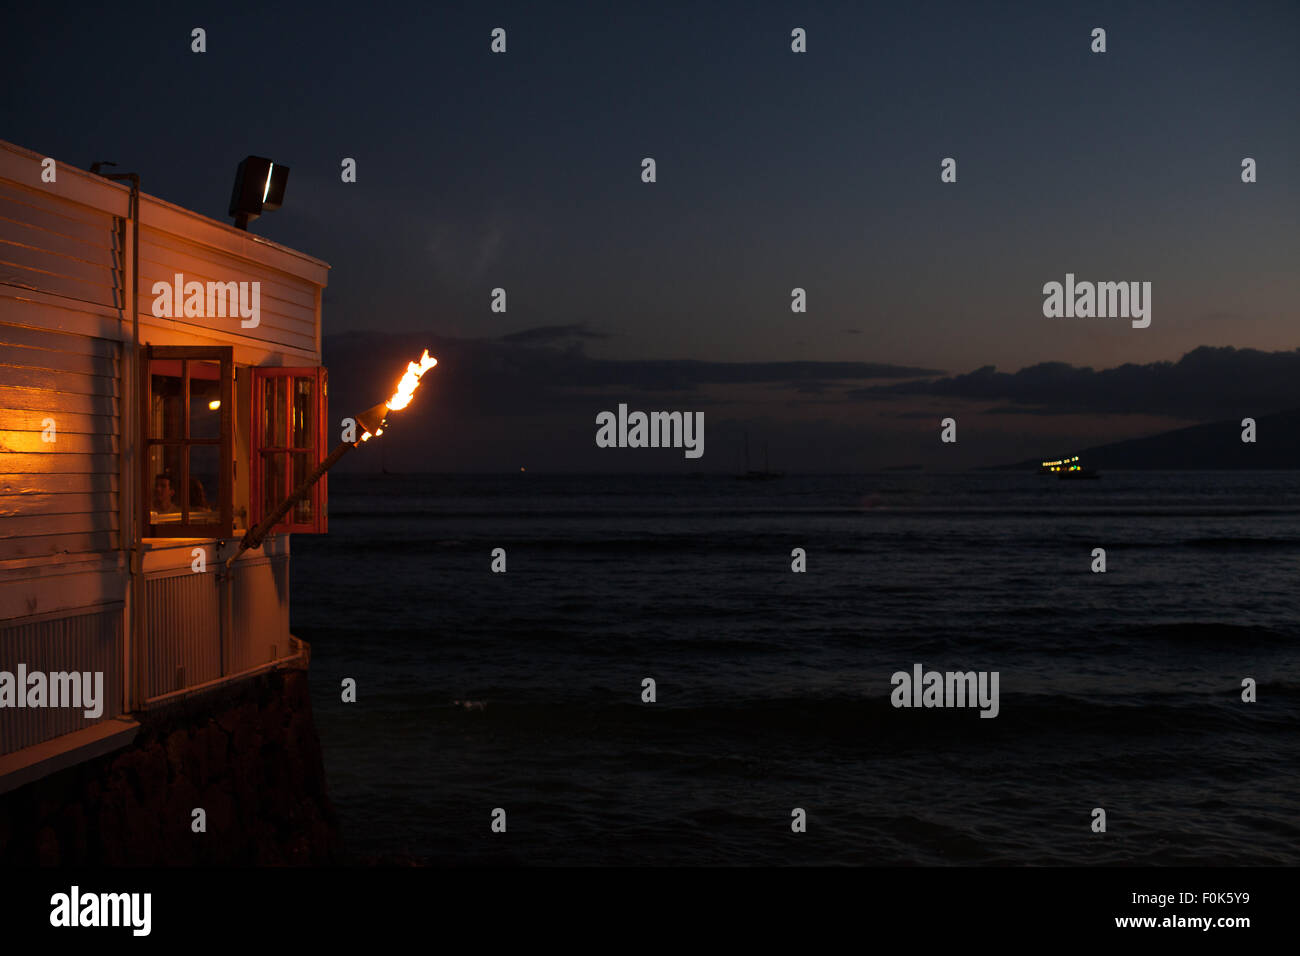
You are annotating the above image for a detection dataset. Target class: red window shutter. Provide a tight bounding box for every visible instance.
[250,366,328,534]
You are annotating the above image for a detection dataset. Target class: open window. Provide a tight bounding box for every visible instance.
[141,345,234,537]
[250,367,328,534]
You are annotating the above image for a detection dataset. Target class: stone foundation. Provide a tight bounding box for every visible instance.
[0,664,341,865]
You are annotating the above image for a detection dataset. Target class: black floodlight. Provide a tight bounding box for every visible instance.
[228,155,290,230]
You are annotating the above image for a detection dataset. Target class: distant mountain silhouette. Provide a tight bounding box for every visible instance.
[995,409,1300,470]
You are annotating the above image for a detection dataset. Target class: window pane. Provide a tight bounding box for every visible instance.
[148,445,184,523]
[149,361,184,439]
[291,451,312,522]
[263,452,285,521]
[189,361,222,439]
[262,376,285,449]
[188,445,220,523]
[292,377,314,449]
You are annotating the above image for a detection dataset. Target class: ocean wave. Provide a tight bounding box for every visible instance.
[1116,621,1297,645]
[327,506,1300,521]
[407,689,1300,743]
[1181,536,1300,549]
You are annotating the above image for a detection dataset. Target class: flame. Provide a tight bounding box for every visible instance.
[385,349,437,411]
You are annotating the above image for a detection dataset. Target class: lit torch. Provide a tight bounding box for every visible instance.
[226,350,437,568]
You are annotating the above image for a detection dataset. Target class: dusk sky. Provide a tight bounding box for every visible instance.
[5,0,1297,470]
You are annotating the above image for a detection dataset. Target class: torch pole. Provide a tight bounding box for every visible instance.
[225,439,358,569]
[224,398,392,570]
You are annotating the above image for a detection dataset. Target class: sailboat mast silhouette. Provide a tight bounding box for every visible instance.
[736,430,783,480]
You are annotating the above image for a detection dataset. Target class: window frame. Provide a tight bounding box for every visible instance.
[140,345,234,539]
[250,365,328,535]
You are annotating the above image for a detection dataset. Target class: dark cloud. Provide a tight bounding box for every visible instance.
[979,405,1068,416]
[499,323,611,345]
[588,358,943,390]
[848,347,1300,420]
[323,328,946,471]
[788,381,836,395]
[328,328,941,406]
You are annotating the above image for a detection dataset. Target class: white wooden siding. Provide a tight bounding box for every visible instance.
[0,605,124,757]
[137,227,318,356]
[0,320,121,563]
[0,178,123,310]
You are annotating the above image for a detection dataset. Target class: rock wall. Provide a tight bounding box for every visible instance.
[0,663,342,865]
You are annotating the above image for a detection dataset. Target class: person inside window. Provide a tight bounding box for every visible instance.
[189,476,209,512]
[152,473,177,514]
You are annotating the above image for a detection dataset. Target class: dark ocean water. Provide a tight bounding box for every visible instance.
[290,472,1300,865]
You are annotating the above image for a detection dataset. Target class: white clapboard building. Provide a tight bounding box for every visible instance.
[0,139,329,790]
